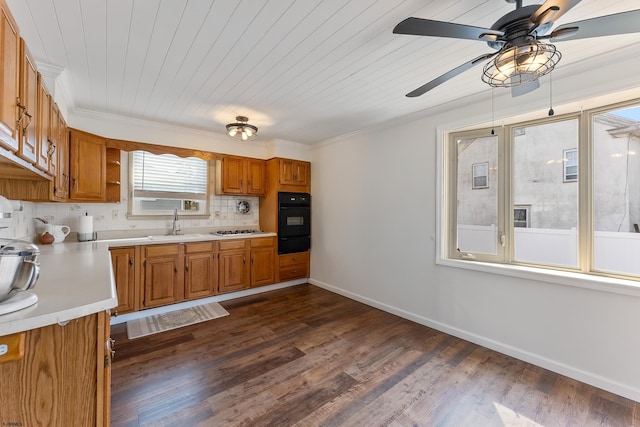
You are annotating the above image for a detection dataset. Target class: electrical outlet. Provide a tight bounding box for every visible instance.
[112,210,119,220]
[214,211,221,219]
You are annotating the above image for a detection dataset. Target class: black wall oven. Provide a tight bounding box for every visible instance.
[278,192,311,254]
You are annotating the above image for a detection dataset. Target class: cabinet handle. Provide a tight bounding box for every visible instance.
[174,267,178,274]
[48,143,56,158]
[128,258,133,267]
[243,257,246,264]
[143,260,147,268]
[185,264,189,272]
[71,177,77,188]
[251,256,254,264]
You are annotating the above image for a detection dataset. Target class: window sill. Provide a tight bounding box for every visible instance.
[436,257,640,298]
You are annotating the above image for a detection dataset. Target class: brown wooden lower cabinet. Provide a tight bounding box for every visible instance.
[140,244,184,309]
[184,241,217,299]
[250,237,276,287]
[108,238,284,312]
[278,251,310,281]
[0,311,111,426]
[110,247,136,314]
[218,239,250,294]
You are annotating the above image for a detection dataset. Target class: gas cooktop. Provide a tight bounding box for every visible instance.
[211,229,267,236]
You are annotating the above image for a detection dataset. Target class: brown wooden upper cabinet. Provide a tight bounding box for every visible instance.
[35,73,50,172]
[279,158,310,188]
[216,155,266,196]
[51,112,69,201]
[16,38,37,164]
[69,129,107,201]
[0,0,20,152]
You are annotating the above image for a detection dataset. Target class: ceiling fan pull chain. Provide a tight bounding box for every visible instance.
[491,88,495,135]
[548,72,555,116]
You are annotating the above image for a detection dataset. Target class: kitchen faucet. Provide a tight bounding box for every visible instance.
[171,208,181,235]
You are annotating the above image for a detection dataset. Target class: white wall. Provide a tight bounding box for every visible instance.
[309,45,640,402]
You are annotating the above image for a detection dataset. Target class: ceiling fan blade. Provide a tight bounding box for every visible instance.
[393,17,503,42]
[511,78,540,97]
[406,53,497,97]
[550,9,640,42]
[529,0,582,27]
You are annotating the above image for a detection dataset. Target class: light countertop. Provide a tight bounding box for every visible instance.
[0,231,277,336]
[0,241,117,336]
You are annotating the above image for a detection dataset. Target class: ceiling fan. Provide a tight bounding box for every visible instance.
[394,0,640,97]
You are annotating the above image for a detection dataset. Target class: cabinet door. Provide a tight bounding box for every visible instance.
[53,117,69,200]
[0,0,19,151]
[110,247,136,314]
[251,246,275,287]
[292,161,309,186]
[69,129,106,201]
[221,156,245,193]
[17,38,37,163]
[246,158,266,195]
[143,256,180,308]
[185,252,217,299]
[35,76,50,171]
[48,102,59,176]
[218,249,249,293]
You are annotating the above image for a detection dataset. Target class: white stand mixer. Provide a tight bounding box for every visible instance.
[0,195,39,315]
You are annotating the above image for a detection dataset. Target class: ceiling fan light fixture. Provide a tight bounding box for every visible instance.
[226,116,258,141]
[482,41,561,88]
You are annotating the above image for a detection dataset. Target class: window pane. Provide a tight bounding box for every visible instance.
[132,151,208,196]
[512,119,579,267]
[592,105,640,276]
[456,136,498,255]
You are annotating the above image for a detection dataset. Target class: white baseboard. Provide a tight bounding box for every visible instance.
[110,279,306,325]
[308,278,640,403]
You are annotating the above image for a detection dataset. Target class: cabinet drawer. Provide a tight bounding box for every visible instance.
[279,252,309,268]
[143,244,180,258]
[279,265,308,281]
[250,237,275,248]
[185,241,215,253]
[218,239,247,251]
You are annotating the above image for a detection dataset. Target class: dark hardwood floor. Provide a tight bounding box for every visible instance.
[110,284,640,426]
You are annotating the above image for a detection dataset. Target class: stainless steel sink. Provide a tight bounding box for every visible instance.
[146,234,205,241]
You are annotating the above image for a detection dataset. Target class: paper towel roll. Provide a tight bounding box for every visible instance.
[78,215,94,234]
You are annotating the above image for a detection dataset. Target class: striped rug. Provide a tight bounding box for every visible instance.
[126,302,229,339]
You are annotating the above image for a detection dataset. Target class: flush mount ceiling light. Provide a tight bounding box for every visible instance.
[481,41,561,87]
[226,116,258,141]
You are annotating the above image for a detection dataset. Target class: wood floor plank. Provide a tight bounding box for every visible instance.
[110,284,640,426]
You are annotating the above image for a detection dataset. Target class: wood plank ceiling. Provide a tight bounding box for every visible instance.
[6,0,640,144]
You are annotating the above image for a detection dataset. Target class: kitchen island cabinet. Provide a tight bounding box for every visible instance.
[0,311,111,426]
[0,241,116,427]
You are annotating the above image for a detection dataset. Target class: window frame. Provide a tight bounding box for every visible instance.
[472,162,490,189]
[563,148,578,182]
[439,98,640,292]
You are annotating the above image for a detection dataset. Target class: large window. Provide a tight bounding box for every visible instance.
[129,151,209,216]
[446,101,640,282]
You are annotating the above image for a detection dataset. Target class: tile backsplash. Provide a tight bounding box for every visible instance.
[0,195,260,241]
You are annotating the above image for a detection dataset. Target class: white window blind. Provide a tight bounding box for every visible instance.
[132,151,208,199]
